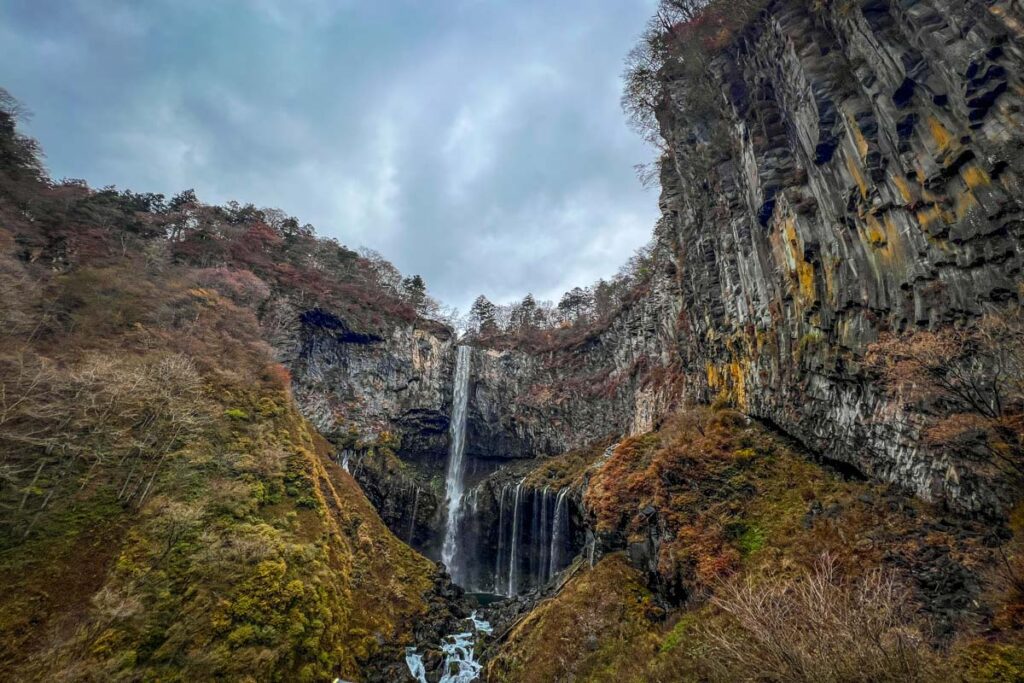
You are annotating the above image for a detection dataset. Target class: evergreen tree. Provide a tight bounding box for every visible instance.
[468,295,497,333]
[558,286,593,322]
[401,275,428,312]
[511,293,539,331]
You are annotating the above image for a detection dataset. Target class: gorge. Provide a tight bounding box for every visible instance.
[2,0,1024,680]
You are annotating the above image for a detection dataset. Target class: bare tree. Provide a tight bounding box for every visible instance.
[867,306,1024,482]
[698,554,939,682]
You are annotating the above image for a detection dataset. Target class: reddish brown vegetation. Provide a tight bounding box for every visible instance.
[867,308,1024,487]
[586,409,755,590]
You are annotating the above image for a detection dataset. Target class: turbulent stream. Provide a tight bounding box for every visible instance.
[405,612,493,683]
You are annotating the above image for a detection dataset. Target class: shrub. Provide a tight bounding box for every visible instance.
[696,554,940,682]
[867,306,1024,487]
[194,267,271,308]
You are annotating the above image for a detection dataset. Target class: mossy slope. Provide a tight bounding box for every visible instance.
[489,408,1024,681]
[0,254,436,682]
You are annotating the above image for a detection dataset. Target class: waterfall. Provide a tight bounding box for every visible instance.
[407,486,419,544]
[494,483,508,594]
[507,481,523,596]
[441,346,472,582]
[530,488,541,582]
[538,487,549,583]
[548,488,569,579]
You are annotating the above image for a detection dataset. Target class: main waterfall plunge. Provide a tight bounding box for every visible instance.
[439,346,579,597]
[441,345,472,584]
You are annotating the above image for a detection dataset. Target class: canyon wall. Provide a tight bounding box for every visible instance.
[282,0,1024,550]
[653,0,1024,514]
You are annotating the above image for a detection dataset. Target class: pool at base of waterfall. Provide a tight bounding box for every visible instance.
[406,611,493,683]
[466,591,505,607]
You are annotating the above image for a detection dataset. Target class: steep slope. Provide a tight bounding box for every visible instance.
[487,408,1024,681]
[0,96,458,682]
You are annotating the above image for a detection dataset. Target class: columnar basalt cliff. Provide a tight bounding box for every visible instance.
[279,5,1024,589]
[650,0,1024,514]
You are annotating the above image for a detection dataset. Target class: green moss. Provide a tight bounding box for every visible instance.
[660,612,701,653]
[487,554,661,682]
[727,521,766,557]
[224,408,249,421]
[957,642,1024,682]
[795,328,824,362]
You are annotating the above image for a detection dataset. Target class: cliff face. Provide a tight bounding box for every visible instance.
[285,0,1024,535]
[465,276,681,464]
[269,307,457,554]
[651,0,1024,514]
[281,307,455,458]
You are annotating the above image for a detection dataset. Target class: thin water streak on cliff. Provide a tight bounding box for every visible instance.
[507,480,523,596]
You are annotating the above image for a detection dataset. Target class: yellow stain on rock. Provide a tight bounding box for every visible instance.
[863,215,888,248]
[954,189,979,220]
[961,164,991,190]
[881,214,904,262]
[891,175,914,203]
[706,360,748,410]
[846,113,871,159]
[989,4,1024,38]
[781,217,817,305]
[845,153,869,198]
[928,116,954,153]
[916,204,951,229]
[797,261,816,302]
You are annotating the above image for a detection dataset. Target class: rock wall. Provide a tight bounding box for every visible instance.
[285,308,455,457]
[463,270,684,464]
[277,0,1024,544]
[448,0,1024,517]
[270,307,457,551]
[655,0,1024,514]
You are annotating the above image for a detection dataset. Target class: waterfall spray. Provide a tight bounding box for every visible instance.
[441,346,472,583]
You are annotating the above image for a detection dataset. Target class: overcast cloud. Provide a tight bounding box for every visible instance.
[0,0,659,310]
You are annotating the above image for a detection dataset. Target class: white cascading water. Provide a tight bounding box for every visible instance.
[406,612,492,683]
[548,487,569,578]
[441,345,472,583]
[507,481,523,596]
[494,483,508,594]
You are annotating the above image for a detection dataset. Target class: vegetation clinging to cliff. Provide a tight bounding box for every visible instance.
[493,406,1024,681]
[867,306,1024,500]
[462,240,661,353]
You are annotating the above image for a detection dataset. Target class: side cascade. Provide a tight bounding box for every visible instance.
[441,345,472,583]
[490,481,576,596]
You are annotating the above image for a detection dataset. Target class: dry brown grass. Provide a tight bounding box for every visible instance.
[696,554,940,682]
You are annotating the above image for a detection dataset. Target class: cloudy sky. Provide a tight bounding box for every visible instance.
[0,0,659,311]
